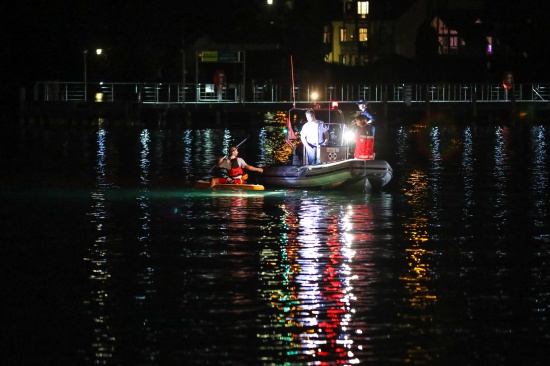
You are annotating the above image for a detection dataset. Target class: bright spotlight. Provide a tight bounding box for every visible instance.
[345,130,356,143]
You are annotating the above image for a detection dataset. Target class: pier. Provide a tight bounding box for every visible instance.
[20,81,550,126]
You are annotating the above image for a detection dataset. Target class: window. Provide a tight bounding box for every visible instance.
[344,0,353,14]
[323,26,331,44]
[340,27,347,42]
[431,16,462,55]
[340,54,347,65]
[449,29,459,54]
[486,36,493,54]
[359,27,368,42]
[357,1,369,18]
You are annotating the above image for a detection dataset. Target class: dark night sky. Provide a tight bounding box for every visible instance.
[3,1,336,87]
[2,0,550,103]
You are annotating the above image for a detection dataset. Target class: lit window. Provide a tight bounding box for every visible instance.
[357,1,369,18]
[449,30,459,53]
[486,36,493,54]
[431,16,462,55]
[359,27,368,42]
[340,27,347,42]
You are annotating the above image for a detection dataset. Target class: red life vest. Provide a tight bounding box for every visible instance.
[354,125,375,160]
[228,157,243,178]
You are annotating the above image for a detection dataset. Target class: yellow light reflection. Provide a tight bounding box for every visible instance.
[400,168,437,309]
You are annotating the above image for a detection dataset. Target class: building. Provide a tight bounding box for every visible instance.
[323,0,498,82]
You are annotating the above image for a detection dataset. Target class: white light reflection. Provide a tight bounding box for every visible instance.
[182,130,193,179]
[222,128,232,154]
[395,126,408,171]
[530,126,548,228]
[462,126,475,225]
[296,203,322,322]
[430,126,442,162]
[193,129,217,172]
[493,126,508,185]
[85,128,115,364]
[140,130,150,186]
[429,127,442,222]
[257,196,367,364]
[257,127,270,165]
[136,129,158,361]
[493,126,510,230]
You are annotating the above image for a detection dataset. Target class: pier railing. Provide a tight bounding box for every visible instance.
[33,81,550,105]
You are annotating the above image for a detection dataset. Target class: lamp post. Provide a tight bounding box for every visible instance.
[83,48,103,102]
[83,50,88,101]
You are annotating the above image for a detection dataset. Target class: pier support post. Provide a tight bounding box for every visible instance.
[425,85,430,118]
[382,85,388,121]
[510,85,516,120]
[472,86,477,120]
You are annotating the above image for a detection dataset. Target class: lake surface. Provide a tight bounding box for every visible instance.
[2,116,550,365]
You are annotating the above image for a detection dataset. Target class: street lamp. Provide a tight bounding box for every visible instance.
[83,49,103,101]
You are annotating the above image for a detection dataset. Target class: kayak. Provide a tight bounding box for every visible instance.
[194,180,265,191]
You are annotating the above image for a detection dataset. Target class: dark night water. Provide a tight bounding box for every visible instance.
[2,117,550,365]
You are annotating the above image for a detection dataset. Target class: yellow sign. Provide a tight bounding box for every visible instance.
[201,51,218,62]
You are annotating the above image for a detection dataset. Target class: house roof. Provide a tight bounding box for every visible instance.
[434,10,491,44]
[371,0,420,20]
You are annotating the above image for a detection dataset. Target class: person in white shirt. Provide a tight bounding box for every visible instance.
[300,109,329,165]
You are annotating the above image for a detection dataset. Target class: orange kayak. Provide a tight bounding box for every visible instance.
[193,180,265,191]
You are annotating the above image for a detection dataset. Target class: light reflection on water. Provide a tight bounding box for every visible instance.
[257,193,396,364]
[3,120,550,365]
[86,128,116,364]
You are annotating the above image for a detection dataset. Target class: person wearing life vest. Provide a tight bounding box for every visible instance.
[352,115,375,160]
[356,99,375,136]
[210,145,263,186]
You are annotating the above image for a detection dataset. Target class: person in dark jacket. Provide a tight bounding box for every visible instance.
[356,99,375,136]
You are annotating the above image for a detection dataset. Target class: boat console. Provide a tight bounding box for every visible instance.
[318,145,349,163]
